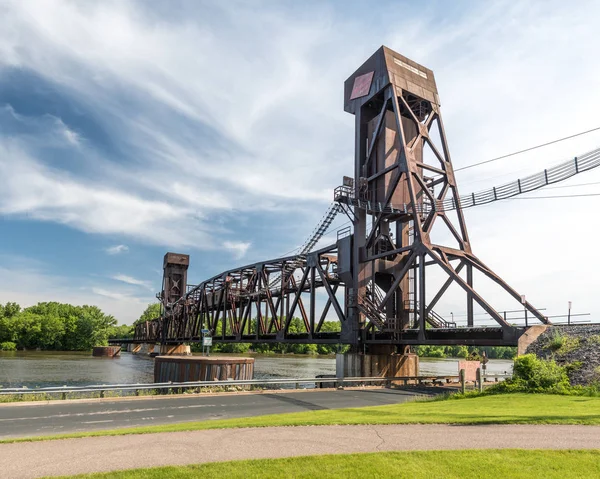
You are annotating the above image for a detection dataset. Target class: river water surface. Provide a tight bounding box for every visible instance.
[0,351,513,388]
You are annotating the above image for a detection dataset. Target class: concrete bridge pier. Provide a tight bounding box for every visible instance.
[336,345,419,383]
[517,325,549,356]
[130,343,191,356]
[155,344,191,356]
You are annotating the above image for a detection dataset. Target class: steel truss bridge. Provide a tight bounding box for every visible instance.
[117,46,600,351]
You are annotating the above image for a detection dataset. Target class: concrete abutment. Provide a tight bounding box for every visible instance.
[336,345,419,382]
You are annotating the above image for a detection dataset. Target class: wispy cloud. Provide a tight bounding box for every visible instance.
[111,274,154,291]
[0,262,151,323]
[223,241,251,260]
[105,244,128,255]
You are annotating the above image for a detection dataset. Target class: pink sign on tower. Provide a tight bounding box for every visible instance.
[350,71,374,100]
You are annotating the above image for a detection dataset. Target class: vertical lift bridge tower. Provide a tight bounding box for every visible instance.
[337,46,548,360]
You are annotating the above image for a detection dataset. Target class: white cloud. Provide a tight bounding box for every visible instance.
[0,142,218,249]
[0,263,151,324]
[223,241,251,260]
[105,244,129,255]
[110,274,154,291]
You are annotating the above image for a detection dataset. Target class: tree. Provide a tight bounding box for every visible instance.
[0,301,126,351]
[135,303,162,325]
[109,324,134,339]
[3,302,21,318]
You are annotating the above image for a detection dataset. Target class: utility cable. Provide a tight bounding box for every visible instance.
[454,126,600,172]
[510,193,600,200]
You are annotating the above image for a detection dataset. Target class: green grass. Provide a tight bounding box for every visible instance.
[4,393,600,444]
[59,450,600,478]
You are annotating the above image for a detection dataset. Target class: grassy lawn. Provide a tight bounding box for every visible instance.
[61,450,600,478]
[4,393,600,444]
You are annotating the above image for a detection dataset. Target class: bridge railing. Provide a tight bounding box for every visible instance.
[0,374,510,399]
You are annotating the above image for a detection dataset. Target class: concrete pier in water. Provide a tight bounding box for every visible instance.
[154,356,255,383]
[337,346,419,382]
[92,346,121,358]
[129,343,191,356]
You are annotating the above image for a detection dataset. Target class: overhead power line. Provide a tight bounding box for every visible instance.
[454,126,600,172]
[511,193,600,200]
[544,180,600,190]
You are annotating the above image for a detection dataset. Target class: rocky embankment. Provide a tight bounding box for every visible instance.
[526,325,600,386]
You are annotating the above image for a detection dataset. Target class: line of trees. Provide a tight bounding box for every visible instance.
[0,302,132,351]
[415,345,516,359]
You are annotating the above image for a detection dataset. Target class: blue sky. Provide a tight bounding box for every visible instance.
[1,0,600,324]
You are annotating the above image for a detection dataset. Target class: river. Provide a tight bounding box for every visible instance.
[0,351,514,389]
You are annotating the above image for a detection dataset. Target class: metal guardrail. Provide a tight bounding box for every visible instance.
[0,374,511,397]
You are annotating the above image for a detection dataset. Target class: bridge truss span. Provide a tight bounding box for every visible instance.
[136,244,351,345]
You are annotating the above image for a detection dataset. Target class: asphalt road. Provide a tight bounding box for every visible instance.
[0,388,435,439]
[3,424,600,479]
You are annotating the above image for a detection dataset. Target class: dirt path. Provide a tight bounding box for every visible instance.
[2,424,600,478]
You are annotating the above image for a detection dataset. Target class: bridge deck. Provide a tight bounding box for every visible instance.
[111,326,523,347]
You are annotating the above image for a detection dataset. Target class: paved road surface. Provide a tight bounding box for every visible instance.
[0,388,434,439]
[2,424,599,478]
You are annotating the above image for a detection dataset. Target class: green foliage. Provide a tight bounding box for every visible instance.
[565,361,582,374]
[546,331,565,351]
[415,345,445,358]
[0,301,125,351]
[545,331,580,356]
[0,341,17,351]
[588,335,600,345]
[194,318,344,356]
[108,324,134,340]
[415,345,516,359]
[486,354,571,394]
[513,354,569,389]
[135,303,162,325]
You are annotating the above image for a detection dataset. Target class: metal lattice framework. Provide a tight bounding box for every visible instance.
[127,46,579,349]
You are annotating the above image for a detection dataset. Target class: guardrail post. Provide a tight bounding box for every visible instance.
[61,392,66,400]
[476,368,483,393]
[99,390,105,399]
[459,369,466,394]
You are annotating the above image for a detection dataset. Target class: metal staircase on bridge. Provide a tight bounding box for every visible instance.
[299,203,342,255]
[359,283,456,331]
[262,202,342,293]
